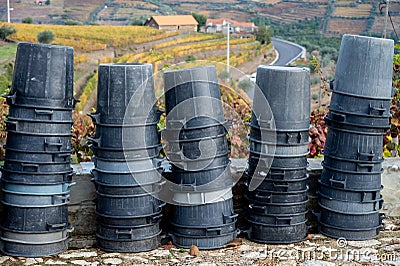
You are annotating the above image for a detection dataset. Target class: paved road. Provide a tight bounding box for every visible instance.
[246,38,305,98]
[271,38,304,66]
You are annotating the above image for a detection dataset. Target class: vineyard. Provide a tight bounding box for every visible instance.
[1,23,177,52]
[332,4,373,18]
[0,0,395,37]
[327,18,368,35]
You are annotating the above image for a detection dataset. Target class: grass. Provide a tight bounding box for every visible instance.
[0,43,17,74]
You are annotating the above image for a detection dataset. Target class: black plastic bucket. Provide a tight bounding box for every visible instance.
[170,220,236,237]
[1,203,69,232]
[245,187,308,204]
[96,192,163,217]
[166,134,229,161]
[246,219,308,244]
[92,157,159,172]
[323,154,383,173]
[333,34,394,99]
[0,235,70,257]
[246,162,308,181]
[318,192,383,213]
[5,132,71,153]
[90,144,162,160]
[96,232,160,253]
[244,174,308,192]
[91,168,161,186]
[318,181,382,202]
[5,119,73,135]
[249,123,309,145]
[1,189,69,206]
[169,230,237,249]
[92,123,160,149]
[246,201,308,215]
[96,63,158,125]
[7,105,72,122]
[96,211,162,227]
[169,152,230,172]
[320,163,382,191]
[164,66,225,129]
[247,210,307,226]
[169,163,233,188]
[252,66,310,131]
[1,168,74,185]
[163,121,228,141]
[97,222,160,241]
[249,137,309,156]
[319,206,385,229]
[4,147,72,163]
[8,42,75,109]
[171,199,237,227]
[249,151,308,169]
[323,123,384,162]
[94,179,163,195]
[329,92,391,118]
[3,158,72,173]
[318,221,382,240]
[326,109,390,131]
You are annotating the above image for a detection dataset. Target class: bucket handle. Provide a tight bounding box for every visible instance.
[35,109,54,118]
[357,151,375,161]
[116,229,135,240]
[357,162,374,172]
[273,183,289,191]
[270,171,286,179]
[330,112,346,122]
[20,163,39,172]
[47,222,67,231]
[87,113,100,124]
[248,204,267,213]
[44,138,63,151]
[150,213,163,223]
[369,105,386,116]
[223,213,238,223]
[328,177,346,189]
[205,227,222,236]
[5,120,18,131]
[286,132,303,144]
[275,216,293,225]
[88,137,100,146]
[52,194,70,204]
[3,92,16,105]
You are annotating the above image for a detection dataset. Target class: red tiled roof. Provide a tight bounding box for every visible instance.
[206,18,255,28]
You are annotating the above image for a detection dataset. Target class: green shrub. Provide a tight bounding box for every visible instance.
[22,17,33,24]
[0,25,16,40]
[37,30,55,44]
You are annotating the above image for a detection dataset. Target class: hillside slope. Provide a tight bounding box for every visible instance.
[0,0,396,37]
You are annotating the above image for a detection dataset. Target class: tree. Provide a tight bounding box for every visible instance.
[192,12,207,32]
[22,17,33,24]
[37,30,55,44]
[0,25,16,41]
[256,25,272,45]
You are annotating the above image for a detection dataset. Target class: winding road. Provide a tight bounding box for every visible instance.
[246,38,306,98]
[271,38,305,66]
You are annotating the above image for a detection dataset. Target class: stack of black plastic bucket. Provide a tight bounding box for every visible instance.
[89,63,164,252]
[245,66,310,243]
[163,66,237,249]
[318,34,394,240]
[0,43,76,257]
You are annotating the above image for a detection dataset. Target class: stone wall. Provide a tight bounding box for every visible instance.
[68,158,400,247]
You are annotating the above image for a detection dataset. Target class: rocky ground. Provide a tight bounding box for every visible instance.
[0,219,399,266]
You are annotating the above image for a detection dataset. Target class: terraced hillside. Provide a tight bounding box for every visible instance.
[0,23,274,113]
[0,0,395,37]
